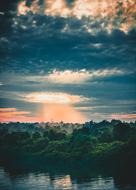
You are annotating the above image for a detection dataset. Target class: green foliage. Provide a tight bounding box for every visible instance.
[31,137,49,152]
[0,131,30,145]
[45,140,68,153]
[43,129,66,141]
[113,123,136,141]
[0,121,136,166]
[32,132,41,140]
[91,141,124,157]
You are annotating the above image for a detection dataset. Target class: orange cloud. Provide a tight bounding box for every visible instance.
[18,1,30,15]
[17,0,136,33]
[111,113,136,120]
[18,0,136,19]
[18,0,40,15]
[0,108,17,112]
[0,108,43,123]
[45,0,71,17]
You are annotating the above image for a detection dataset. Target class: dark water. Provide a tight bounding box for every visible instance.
[0,164,136,190]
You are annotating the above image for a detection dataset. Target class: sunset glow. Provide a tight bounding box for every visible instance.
[41,103,86,123]
[23,92,87,123]
[111,114,136,120]
[0,108,43,123]
[0,104,86,123]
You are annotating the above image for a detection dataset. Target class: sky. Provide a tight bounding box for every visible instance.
[0,0,136,123]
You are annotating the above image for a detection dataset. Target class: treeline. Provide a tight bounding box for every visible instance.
[0,121,136,169]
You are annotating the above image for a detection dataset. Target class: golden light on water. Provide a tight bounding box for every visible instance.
[53,175,72,188]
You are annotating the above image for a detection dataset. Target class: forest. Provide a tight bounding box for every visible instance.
[0,120,136,172]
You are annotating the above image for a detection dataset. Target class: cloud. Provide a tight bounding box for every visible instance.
[111,113,136,120]
[22,92,89,104]
[0,107,30,116]
[17,0,136,33]
[26,68,126,84]
[47,69,91,84]
[45,0,71,17]
[0,108,17,112]
[90,43,103,49]
[0,12,4,15]
[0,107,43,122]
[17,0,40,15]
[75,106,94,111]
[18,1,30,15]
[48,68,124,84]
[84,111,110,121]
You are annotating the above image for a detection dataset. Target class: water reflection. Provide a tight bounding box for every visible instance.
[0,165,136,190]
[53,175,73,189]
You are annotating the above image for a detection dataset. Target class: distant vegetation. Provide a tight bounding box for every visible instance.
[0,120,136,170]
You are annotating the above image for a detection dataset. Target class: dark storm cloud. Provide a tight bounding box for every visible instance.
[0,13,136,73]
[0,13,135,76]
[0,0,19,35]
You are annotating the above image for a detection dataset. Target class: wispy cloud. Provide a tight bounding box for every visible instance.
[0,107,30,116]
[0,107,42,122]
[111,113,136,120]
[0,12,4,15]
[0,108,17,112]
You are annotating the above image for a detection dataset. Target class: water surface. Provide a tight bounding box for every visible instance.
[0,165,136,190]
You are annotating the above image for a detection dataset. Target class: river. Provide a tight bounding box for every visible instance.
[0,165,136,190]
